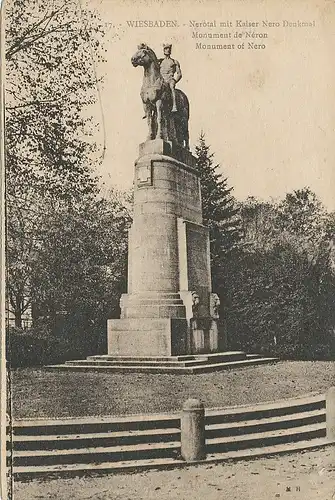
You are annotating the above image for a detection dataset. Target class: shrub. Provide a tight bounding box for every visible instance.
[6,324,106,368]
[235,340,334,361]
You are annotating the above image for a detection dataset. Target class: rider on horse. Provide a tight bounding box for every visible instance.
[142,43,182,118]
[132,43,189,148]
[159,43,182,113]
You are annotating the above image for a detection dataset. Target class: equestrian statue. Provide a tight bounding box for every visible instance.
[131,43,190,150]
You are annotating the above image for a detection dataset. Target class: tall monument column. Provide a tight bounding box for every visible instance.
[107,44,221,357]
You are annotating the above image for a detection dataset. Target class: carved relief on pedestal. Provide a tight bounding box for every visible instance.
[210,293,220,319]
[137,162,152,186]
[191,291,200,318]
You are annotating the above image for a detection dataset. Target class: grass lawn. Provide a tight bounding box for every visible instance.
[10,361,335,419]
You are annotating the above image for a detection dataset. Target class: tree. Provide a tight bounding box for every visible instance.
[277,188,326,238]
[7,185,132,348]
[239,196,279,250]
[6,188,43,327]
[5,0,107,200]
[5,0,108,327]
[275,188,334,345]
[194,133,242,281]
[30,189,131,344]
[225,190,335,354]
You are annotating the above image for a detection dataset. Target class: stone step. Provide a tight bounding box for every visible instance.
[88,351,246,364]
[13,413,179,436]
[206,437,333,461]
[206,422,326,454]
[46,356,279,374]
[12,394,324,438]
[65,358,212,368]
[202,352,247,360]
[64,353,247,368]
[11,440,181,467]
[87,354,205,362]
[188,357,279,373]
[11,409,324,452]
[205,393,325,424]
[12,437,333,479]
[206,409,325,438]
[10,418,326,468]
[12,427,181,451]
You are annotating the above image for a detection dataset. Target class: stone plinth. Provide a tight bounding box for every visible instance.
[138,139,196,168]
[108,318,188,357]
[107,140,220,357]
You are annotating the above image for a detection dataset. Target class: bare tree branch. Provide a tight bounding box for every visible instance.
[5,3,68,60]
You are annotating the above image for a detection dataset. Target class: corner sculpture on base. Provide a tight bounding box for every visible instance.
[46,44,279,373]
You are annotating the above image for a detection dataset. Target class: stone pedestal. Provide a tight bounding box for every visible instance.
[108,139,221,357]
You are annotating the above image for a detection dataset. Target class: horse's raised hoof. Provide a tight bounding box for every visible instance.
[172,107,177,113]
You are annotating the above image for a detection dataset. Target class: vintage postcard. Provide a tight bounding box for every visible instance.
[2,0,334,499]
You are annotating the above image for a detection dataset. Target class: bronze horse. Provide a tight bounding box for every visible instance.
[131,44,189,149]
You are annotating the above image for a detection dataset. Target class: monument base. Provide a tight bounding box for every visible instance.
[108,316,221,357]
[108,318,188,357]
[46,350,279,374]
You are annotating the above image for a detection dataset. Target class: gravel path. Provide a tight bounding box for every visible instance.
[13,446,335,500]
[11,361,335,419]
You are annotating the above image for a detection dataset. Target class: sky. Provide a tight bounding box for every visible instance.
[86,0,334,210]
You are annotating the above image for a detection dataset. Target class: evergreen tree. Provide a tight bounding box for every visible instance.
[194,132,242,280]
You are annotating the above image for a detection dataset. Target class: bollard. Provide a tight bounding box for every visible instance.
[181,398,206,461]
[326,387,335,441]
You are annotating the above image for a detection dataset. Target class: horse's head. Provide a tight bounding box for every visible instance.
[131,43,157,68]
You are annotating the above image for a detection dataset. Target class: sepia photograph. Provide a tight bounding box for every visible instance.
[1,0,334,498]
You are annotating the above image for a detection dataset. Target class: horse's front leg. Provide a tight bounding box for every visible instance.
[145,104,154,140]
[155,99,163,139]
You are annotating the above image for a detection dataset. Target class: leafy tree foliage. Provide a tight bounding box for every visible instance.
[31,190,131,342]
[223,189,335,356]
[5,0,111,329]
[7,185,132,356]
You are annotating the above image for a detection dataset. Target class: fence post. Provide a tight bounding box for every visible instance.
[326,387,335,441]
[181,398,206,461]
